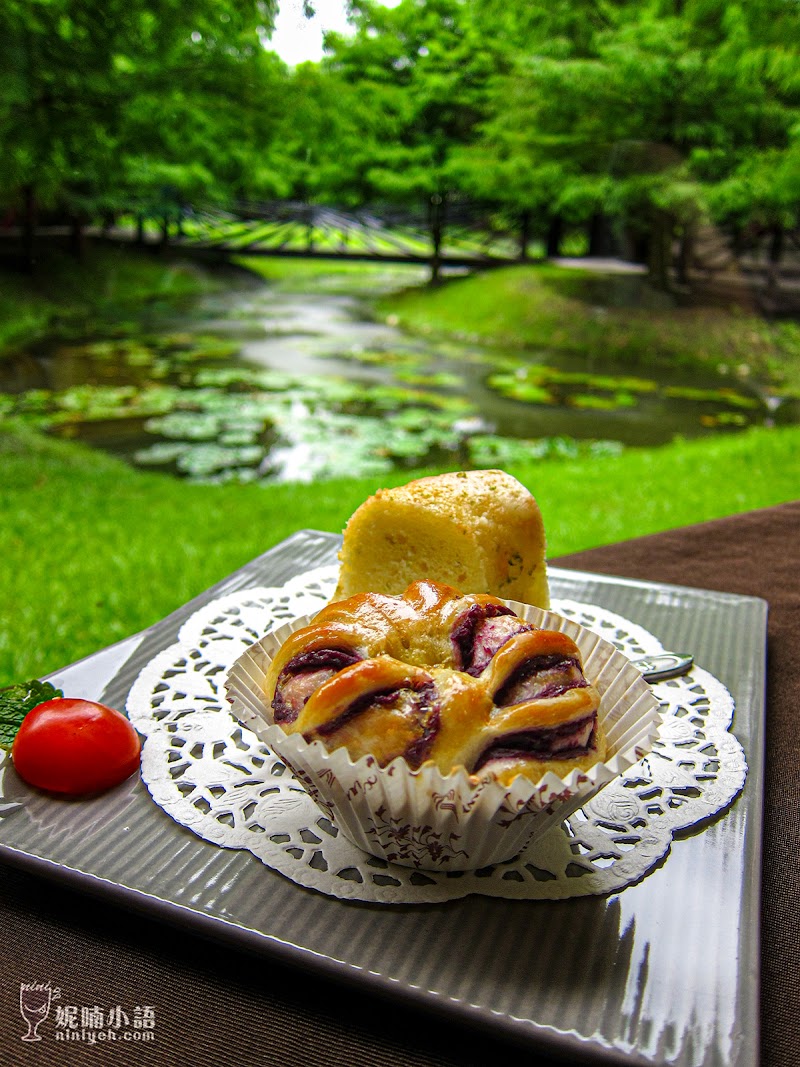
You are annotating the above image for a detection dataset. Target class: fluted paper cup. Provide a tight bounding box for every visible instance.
[225,603,661,871]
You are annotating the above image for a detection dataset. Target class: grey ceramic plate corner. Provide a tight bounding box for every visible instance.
[0,530,766,1067]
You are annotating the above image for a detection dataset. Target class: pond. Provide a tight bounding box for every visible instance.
[1,262,790,483]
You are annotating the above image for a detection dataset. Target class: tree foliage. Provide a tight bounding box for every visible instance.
[0,0,798,285]
[463,0,800,274]
[0,0,280,239]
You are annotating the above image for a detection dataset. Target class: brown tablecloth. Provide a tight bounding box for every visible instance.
[554,499,800,1067]
[1,501,797,1067]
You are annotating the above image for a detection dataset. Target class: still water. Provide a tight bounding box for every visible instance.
[1,265,788,483]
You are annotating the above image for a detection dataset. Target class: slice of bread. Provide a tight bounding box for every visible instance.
[332,469,549,607]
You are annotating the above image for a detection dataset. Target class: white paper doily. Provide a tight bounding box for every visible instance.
[126,566,748,904]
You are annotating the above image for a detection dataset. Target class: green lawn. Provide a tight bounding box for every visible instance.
[2,419,798,687]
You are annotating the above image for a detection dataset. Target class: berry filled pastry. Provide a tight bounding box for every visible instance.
[264,580,604,787]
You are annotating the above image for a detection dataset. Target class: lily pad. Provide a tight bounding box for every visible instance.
[566,392,638,410]
[664,386,761,409]
[542,369,658,393]
[394,370,463,388]
[699,412,750,428]
[322,348,422,368]
[145,413,223,440]
[468,434,624,467]
[487,373,554,405]
[176,443,265,477]
[133,442,189,465]
[171,339,241,363]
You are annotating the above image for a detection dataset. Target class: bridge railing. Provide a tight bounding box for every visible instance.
[164,198,524,272]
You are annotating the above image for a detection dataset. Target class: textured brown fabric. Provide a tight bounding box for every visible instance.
[553,500,800,1067]
[0,502,796,1066]
[0,862,504,1067]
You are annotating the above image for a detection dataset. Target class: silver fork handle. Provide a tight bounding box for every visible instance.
[631,653,694,682]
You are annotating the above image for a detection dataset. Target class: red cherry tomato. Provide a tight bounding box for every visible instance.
[12,698,141,796]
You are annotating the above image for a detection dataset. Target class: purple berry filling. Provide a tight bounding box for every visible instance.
[272,647,362,723]
[494,653,587,707]
[473,712,598,772]
[313,681,440,770]
[451,603,529,676]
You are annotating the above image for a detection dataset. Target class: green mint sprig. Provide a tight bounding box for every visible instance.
[0,680,63,750]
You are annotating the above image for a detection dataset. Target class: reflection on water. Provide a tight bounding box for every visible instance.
[1,265,792,483]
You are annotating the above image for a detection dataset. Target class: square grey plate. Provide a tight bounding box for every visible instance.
[0,530,765,1067]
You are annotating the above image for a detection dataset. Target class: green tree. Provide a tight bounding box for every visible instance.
[0,0,279,265]
[466,0,800,287]
[315,0,502,280]
[264,61,378,206]
[119,38,289,238]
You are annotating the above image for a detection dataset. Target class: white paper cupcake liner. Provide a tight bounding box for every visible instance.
[224,603,661,870]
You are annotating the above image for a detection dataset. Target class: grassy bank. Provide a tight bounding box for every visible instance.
[2,420,799,686]
[0,243,235,354]
[378,265,800,394]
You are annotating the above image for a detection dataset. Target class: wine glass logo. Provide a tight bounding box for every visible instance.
[19,983,52,1042]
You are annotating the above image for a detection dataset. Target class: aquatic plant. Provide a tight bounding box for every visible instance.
[566,392,638,410]
[468,434,624,468]
[663,386,762,408]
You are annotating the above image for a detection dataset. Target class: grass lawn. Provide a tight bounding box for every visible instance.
[236,254,429,294]
[2,420,799,687]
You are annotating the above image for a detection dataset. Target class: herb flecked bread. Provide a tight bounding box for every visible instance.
[332,469,550,608]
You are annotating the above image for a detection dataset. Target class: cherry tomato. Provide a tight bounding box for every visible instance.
[12,698,141,796]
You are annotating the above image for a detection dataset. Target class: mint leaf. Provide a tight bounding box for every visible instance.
[0,680,63,750]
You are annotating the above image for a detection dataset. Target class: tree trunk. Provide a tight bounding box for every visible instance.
[545,214,563,258]
[768,225,784,266]
[136,214,145,245]
[69,216,86,258]
[428,194,444,284]
[21,184,37,272]
[647,211,673,290]
[588,213,615,257]
[160,215,170,246]
[518,209,531,261]
[676,225,693,286]
[766,224,784,305]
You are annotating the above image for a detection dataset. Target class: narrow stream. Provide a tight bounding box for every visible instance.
[1,263,789,483]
